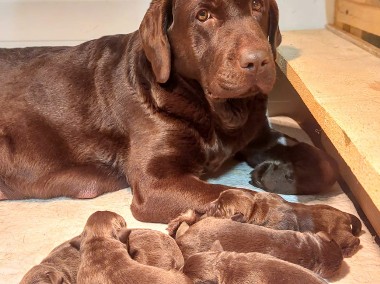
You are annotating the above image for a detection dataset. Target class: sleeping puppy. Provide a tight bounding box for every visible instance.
[249,142,338,195]
[20,237,80,284]
[127,228,184,270]
[73,211,191,284]
[237,130,338,195]
[205,189,361,257]
[173,216,343,278]
[21,228,184,284]
[183,240,328,284]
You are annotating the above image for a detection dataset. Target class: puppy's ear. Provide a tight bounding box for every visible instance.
[117,229,133,254]
[210,240,224,252]
[268,0,282,58]
[46,271,64,284]
[69,235,82,250]
[231,212,247,223]
[117,228,132,246]
[139,0,172,83]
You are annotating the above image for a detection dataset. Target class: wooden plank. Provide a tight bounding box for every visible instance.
[327,25,380,57]
[348,0,380,6]
[336,0,380,36]
[277,29,380,235]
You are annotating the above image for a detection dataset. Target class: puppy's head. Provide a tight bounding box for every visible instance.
[20,265,66,284]
[140,0,281,98]
[314,232,343,278]
[182,241,223,283]
[81,211,127,240]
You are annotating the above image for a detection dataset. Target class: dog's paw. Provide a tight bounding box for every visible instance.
[249,161,297,194]
[166,209,199,238]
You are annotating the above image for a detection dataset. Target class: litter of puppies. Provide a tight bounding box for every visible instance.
[21,202,361,283]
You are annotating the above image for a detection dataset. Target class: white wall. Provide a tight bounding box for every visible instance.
[277,0,327,31]
[0,0,327,47]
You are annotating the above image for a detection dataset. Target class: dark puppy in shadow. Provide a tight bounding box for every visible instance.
[183,240,328,284]
[237,130,338,195]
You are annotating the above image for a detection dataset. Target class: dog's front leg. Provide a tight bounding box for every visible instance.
[128,174,233,223]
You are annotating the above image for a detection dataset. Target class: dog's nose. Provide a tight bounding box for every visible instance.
[239,50,270,72]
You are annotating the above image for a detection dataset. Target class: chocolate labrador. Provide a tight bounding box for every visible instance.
[20,237,80,284]
[171,217,343,278]
[72,211,191,284]
[183,240,328,284]
[21,229,184,284]
[0,0,337,222]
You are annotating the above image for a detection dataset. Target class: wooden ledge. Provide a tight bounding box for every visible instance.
[276,29,380,234]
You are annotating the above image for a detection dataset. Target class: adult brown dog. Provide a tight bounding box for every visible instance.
[0,0,336,223]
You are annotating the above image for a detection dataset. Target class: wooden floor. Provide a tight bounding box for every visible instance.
[277,29,380,234]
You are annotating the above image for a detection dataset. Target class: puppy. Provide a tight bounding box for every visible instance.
[173,216,343,278]
[20,237,80,284]
[127,228,184,270]
[204,189,361,257]
[183,240,328,284]
[73,211,191,284]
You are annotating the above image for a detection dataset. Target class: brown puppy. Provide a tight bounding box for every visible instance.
[21,228,183,284]
[172,216,343,278]
[74,211,191,284]
[204,189,362,257]
[127,228,184,270]
[183,241,328,284]
[0,0,337,223]
[20,237,80,284]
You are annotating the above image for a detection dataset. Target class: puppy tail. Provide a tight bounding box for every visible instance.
[349,214,362,236]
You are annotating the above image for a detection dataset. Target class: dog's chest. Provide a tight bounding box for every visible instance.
[202,134,234,172]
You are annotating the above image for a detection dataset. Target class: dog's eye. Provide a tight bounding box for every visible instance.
[196,9,211,22]
[252,0,263,11]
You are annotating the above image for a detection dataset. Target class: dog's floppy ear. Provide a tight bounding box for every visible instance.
[139,0,172,83]
[117,228,132,247]
[69,235,82,250]
[46,271,65,284]
[269,0,282,58]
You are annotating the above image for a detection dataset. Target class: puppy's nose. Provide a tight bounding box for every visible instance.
[239,49,270,72]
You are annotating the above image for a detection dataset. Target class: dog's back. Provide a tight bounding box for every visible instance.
[184,250,327,284]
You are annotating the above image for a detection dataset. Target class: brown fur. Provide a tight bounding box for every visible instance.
[20,237,80,284]
[202,189,361,257]
[74,211,191,284]
[127,228,184,270]
[0,0,337,223]
[21,228,184,283]
[183,241,328,284]
[173,217,343,278]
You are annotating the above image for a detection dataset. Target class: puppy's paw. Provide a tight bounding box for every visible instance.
[167,209,199,237]
[249,161,297,194]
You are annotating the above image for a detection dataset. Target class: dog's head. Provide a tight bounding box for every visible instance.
[20,265,67,284]
[140,0,281,99]
[81,211,127,240]
[182,240,223,283]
